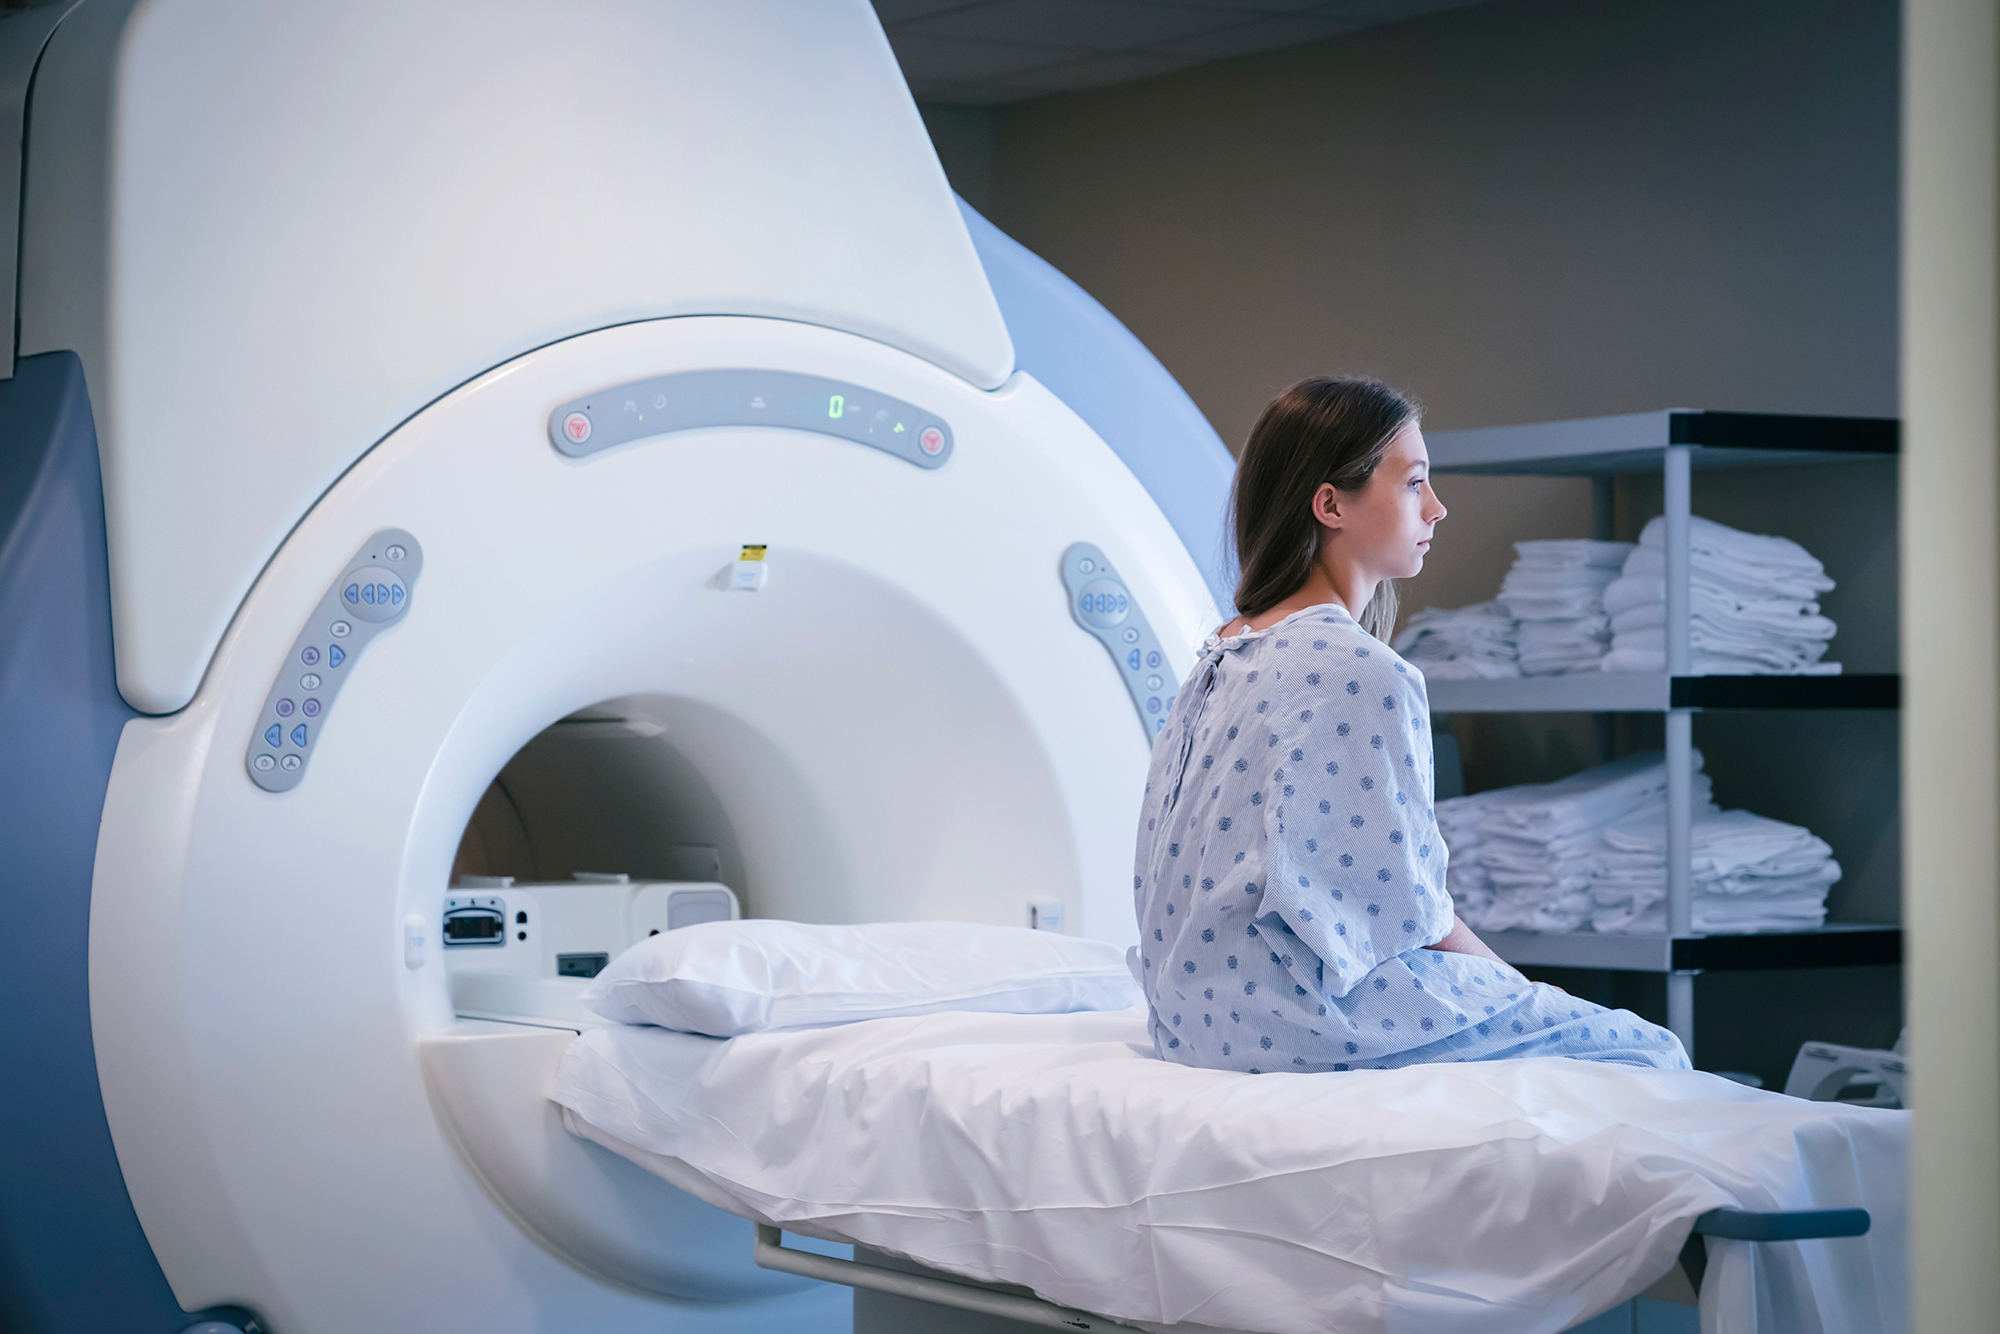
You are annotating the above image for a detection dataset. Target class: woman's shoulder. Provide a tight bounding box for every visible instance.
[1259,608,1416,676]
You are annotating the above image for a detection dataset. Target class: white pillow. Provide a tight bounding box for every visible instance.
[580,918,1143,1036]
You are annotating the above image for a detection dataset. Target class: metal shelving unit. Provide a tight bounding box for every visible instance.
[1427,672,1899,713]
[1423,409,1901,1056]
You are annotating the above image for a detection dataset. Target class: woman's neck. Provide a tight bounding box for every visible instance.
[1225,559,1378,636]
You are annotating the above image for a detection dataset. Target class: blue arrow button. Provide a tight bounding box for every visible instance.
[291,724,308,747]
[344,583,360,604]
[328,644,345,668]
[264,724,281,747]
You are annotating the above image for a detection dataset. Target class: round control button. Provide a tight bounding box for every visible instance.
[1077,558,1096,574]
[274,698,295,718]
[300,646,321,666]
[300,673,321,690]
[279,754,302,771]
[302,698,322,718]
[1074,578,1130,629]
[1146,650,1163,669]
[1122,628,1140,644]
[253,755,276,772]
[330,621,352,638]
[1146,696,1162,714]
[385,544,407,562]
[562,411,592,446]
[340,567,407,622]
[918,425,946,456]
[1146,674,1164,691]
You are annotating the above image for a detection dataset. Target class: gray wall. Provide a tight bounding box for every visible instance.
[934,0,1898,617]
[926,0,1901,1081]
[974,0,1897,440]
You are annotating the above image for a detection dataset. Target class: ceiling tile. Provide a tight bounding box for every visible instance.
[987,49,1207,97]
[1166,0,1333,9]
[901,0,1251,51]
[886,31,1091,82]
[871,0,989,22]
[875,0,1508,104]
[917,80,1048,105]
[1309,0,1494,23]
[1143,12,1365,59]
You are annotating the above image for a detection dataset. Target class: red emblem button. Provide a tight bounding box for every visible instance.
[918,426,945,456]
[562,412,592,444]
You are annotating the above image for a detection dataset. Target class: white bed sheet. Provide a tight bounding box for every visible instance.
[551,1007,1906,1334]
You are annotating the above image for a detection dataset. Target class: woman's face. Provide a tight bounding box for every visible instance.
[1316,423,1447,580]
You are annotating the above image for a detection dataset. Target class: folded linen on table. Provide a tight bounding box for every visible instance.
[552,1006,1908,1334]
[579,918,1140,1034]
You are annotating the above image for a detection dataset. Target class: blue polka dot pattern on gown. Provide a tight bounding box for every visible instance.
[1133,603,1688,1074]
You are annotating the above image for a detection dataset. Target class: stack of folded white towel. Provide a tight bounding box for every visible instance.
[1599,515,1840,675]
[1392,602,1520,679]
[1437,795,1498,923]
[1497,540,1635,675]
[1437,752,1841,935]
[1589,806,1840,933]
[1442,752,1698,933]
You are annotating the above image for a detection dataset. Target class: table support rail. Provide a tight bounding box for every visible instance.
[754,1225,1145,1332]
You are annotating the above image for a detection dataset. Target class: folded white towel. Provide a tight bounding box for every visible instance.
[1587,804,1842,934]
[1392,601,1521,678]
[1638,513,1828,572]
[1491,541,1634,675]
[1601,516,1842,676]
[1439,752,1839,936]
[1624,544,1832,606]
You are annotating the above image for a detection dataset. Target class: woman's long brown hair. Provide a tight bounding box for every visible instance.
[1228,376,1421,640]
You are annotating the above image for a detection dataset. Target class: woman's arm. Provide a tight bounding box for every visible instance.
[1423,914,1506,965]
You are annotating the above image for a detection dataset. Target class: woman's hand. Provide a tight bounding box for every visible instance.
[1422,914,1507,965]
[1423,916,1567,993]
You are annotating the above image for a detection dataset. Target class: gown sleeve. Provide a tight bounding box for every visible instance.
[1256,643,1454,998]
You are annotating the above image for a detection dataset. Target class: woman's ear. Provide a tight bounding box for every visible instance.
[1312,482,1343,530]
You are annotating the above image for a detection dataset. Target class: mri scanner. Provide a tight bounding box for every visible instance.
[0,2,1235,1330]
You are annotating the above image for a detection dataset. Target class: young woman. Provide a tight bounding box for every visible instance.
[1132,377,1687,1073]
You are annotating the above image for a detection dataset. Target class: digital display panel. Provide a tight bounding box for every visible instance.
[444,913,503,941]
[549,369,952,470]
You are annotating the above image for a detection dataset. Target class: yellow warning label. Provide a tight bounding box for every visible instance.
[738,545,768,562]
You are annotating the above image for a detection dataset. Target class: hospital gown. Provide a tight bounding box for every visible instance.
[1133,603,1688,1074]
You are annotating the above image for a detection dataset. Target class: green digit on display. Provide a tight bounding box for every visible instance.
[829,395,844,418]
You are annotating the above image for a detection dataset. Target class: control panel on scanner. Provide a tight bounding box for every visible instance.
[442,874,738,1025]
[247,529,423,791]
[1062,543,1173,736]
